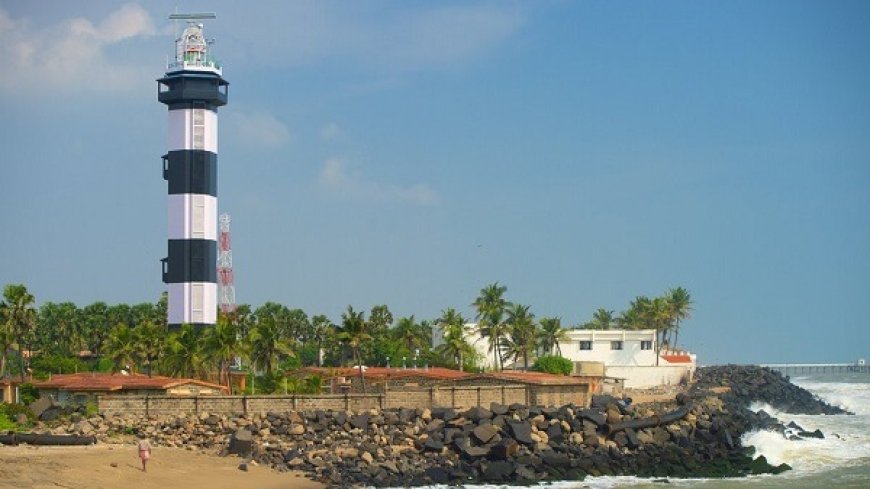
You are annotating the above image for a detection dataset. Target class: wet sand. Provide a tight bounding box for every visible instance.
[0,444,324,489]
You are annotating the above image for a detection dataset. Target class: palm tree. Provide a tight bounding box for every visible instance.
[538,317,568,356]
[135,320,166,377]
[337,306,371,393]
[645,297,673,365]
[81,301,110,356]
[473,283,510,371]
[618,296,651,330]
[585,308,614,330]
[104,324,138,373]
[310,315,333,367]
[203,313,246,392]
[163,324,207,378]
[665,287,693,352]
[248,315,294,375]
[503,304,538,371]
[3,284,37,381]
[435,309,473,372]
[393,316,422,353]
[0,301,14,378]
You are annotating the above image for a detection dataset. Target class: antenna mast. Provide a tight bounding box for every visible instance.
[217,213,237,314]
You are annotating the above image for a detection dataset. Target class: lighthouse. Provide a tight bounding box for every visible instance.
[158,14,227,330]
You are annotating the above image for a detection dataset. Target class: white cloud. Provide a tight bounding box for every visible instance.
[0,4,155,95]
[319,157,439,206]
[228,110,292,149]
[320,123,342,142]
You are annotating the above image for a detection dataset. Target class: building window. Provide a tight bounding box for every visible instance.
[641,340,652,350]
[579,341,592,350]
[611,341,623,350]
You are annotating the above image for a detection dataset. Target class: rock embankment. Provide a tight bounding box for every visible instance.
[30,365,847,487]
[691,365,850,415]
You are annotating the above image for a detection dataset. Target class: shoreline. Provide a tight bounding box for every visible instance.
[0,444,324,489]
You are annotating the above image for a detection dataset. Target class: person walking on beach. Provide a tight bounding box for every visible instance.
[137,435,152,472]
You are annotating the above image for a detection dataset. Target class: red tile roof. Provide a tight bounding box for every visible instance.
[32,373,227,393]
[300,366,472,381]
[661,354,693,364]
[480,371,589,386]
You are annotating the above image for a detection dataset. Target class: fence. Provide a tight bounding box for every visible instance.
[98,384,532,417]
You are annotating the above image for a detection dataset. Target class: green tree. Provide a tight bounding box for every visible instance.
[310,314,333,367]
[503,304,538,371]
[434,308,474,371]
[584,308,615,330]
[3,284,37,381]
[538,316,568,356]
[473,283,510,371]
[0,301,14,378]
[134,320,166,377]
[665,287,693,351]
[204,313,246,393]
[618,297,651,330]
[248,315,294,375]
[81,301,110,356]
[392,316,423,353]
[104,324,138,373]
[337,306,371,393]
[163,324,206,378]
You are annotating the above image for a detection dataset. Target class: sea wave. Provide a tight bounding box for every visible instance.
[746,394,870,474]
[790,380,870,416]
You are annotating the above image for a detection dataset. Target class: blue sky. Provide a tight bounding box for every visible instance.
[1,1,868,364]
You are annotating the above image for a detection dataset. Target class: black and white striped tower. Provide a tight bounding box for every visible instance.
[158,14,228,330]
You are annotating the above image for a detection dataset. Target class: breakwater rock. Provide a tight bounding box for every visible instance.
[691,365,850,415]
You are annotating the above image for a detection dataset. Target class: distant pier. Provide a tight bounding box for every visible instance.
[759,360,868,375]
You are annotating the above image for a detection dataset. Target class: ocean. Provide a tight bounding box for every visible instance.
[420,371,870,489]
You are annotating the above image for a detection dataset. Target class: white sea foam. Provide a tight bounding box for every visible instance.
[744,382,870,475]
[790,379,870,416]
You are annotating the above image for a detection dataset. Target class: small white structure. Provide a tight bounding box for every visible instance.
[432,325,696,389]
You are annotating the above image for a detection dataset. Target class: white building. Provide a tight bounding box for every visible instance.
[432,325,696,389]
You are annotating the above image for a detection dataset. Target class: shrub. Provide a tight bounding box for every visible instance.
[18,383,39,405]
[84,401,99,417]
[0,413,16,432]
[0,402,35,421]
[0,403,34,430]
[532,355,573,375]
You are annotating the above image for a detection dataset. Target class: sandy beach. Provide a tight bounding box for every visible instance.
[0,444,324,489]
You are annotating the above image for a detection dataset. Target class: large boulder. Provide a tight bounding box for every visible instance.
[228,429,254,457]
[508,421,534,445]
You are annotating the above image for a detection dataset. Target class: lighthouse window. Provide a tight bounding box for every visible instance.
[192,108,205,149]
[191,284,204,323]
[191,195,205,238]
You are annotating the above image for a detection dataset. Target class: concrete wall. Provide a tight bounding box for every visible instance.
[605,365,694,389]
[98,385,531,416]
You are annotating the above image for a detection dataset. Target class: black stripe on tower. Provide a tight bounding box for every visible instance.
[162,240,218,283]
[157,72,228,107]
[163,150,218,196]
